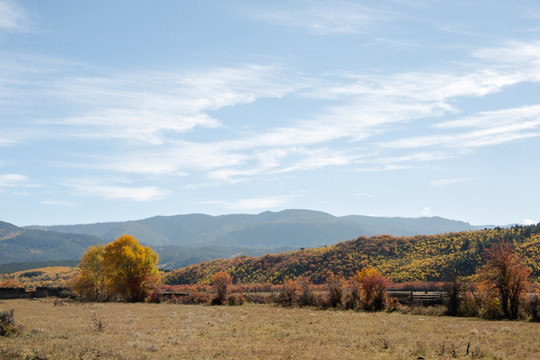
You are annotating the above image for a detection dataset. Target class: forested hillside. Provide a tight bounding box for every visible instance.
[0,266,78,287]
[164,224,540,285]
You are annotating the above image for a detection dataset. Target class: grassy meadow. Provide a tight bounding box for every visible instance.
[1,299,539,360]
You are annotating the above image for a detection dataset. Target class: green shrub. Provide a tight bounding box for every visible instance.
[20,270,44,278]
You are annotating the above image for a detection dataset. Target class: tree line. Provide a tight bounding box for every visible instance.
[67,233,539,321]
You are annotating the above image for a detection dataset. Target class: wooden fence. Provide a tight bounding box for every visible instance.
[0,287,72,300]
[387,290,448,306]
[0,287,450,306]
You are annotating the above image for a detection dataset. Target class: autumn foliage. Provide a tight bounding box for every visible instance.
[164,223,540,286]
[211,271,232,305]
[278,278,299,306]
[478,241,532,319]
[72,235,160,302]
[355,266,389,311]
[72,244,106,300]
[325,273,344,308]
[61,225,537,322]
[0,279,23,288]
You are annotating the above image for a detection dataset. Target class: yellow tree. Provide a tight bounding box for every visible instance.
[102,235,160,302]
[73,235,160,302]
[72,244,106,300]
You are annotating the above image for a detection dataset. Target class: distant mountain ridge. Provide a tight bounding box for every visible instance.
[0,221,102,265]
[27,209,487,249]
[3,210,492,269]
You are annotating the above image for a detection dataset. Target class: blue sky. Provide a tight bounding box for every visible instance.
[1,0,539,226]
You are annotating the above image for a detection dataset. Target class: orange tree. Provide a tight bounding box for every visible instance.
[479,241,531,319]
[212,271,232,305]
[73,235,160,302]
[355,266,389,311]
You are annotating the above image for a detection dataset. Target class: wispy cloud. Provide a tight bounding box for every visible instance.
[306,67,532,103]
[65,41,540,183]
[243,0,389,35]
[0,0,31,33]
[0,173,28,187]
[0,56,303,147]
[0,135,21,146]
[421,207,433,217]
[41,200,74,207]
[203,196,291,211]
[435,105,540,129]
[385,105,540,150]
[4,39,540,189]
[67,181,169,202]
[0,126,42,147]
[36,65,301,145]
[0,173,38,189]
[473,40,540,65]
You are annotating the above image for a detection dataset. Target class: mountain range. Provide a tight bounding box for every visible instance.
[3,210,491,269]
[0,220,101,265]
[28,209,488,247]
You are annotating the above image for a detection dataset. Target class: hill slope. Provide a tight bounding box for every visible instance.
[163,224,540,285]
[0,266,79,287]
[27,209,485,248]
[0,221,103,265]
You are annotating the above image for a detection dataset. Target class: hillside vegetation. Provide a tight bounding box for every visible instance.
[164,224,540,285]
[0,266,79,288]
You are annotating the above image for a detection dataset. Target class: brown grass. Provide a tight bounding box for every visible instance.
[1,299,539,359]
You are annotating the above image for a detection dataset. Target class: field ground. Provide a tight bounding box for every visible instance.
[1,299,539,360]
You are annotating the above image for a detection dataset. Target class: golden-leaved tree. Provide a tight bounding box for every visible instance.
[73,235,160,302]
[73,244,106,301]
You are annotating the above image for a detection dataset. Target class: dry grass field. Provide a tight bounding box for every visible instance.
[1,299,539,360]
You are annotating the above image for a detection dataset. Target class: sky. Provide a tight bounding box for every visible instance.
[1,0,540,227]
